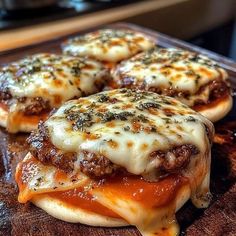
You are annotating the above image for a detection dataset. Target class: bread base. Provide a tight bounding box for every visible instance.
[196,95,233,122]
[32,195,128,227]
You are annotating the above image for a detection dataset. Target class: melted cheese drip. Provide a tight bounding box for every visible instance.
[0,53,108,107]
[112,48,228,107]
[15,153,88,203]
[91,183,186,236]
[62,29,155,62]
[45,89,214,177]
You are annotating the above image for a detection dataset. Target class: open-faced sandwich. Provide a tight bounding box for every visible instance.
[111,47,232,122]
[15,89,214,236]
[0,53,110,133]
[62,29,155,67]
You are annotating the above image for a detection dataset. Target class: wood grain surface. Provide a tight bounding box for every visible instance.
[0,23,235,236]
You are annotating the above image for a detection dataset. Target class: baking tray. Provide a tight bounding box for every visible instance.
[0,23,235,236]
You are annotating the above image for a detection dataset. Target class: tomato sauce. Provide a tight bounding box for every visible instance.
[95,174,188,209]
[0,101,49,125]
[193,93,229,111]
[16,154,188,219]
[15,112,49,125]
[48,174,188,218]
[0,102,8,111]
[48,187,121,219]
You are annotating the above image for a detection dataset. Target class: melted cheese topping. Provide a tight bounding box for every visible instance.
[112,48,228,107]
[45,89,213,177]
[62,29,155,62]
[0,53,108,107]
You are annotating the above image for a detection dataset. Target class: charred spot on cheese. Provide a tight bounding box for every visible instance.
[112,47,231,108]
[62,29,155,63]
[26,89,214,181]
[0,53,110,116]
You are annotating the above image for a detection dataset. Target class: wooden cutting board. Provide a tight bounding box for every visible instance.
[0,23,236,236]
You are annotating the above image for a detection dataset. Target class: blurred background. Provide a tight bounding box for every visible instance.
[0,0,235,60]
